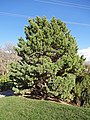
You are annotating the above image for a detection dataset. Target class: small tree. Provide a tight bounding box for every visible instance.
[74,73,90,107]
[9,17,85,101]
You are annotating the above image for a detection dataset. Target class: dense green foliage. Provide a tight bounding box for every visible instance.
[0,74,13,91]
[9,17,86,104]
[0,96,90,120]
[74,73,90,107]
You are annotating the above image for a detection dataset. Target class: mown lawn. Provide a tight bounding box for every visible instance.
[0,96,90,120]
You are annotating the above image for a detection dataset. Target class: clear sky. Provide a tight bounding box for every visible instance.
[0,0,90,49]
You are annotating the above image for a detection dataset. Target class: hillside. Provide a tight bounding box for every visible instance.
[0,96,90,120]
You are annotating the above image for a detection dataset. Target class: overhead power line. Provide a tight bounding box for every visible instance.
[64,21,90,27]
[34,0,90,10]
[0,11,30,18]
[50,0,90,8]
[0,11,90,27]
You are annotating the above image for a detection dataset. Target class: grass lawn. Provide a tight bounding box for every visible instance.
[0,96,90,120]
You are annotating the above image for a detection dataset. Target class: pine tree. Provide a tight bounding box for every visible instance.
[9,16,85,101]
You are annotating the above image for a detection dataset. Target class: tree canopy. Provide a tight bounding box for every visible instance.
[9,16,85,103]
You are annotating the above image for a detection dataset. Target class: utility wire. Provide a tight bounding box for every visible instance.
[0,11,90,27]
[64,21,90,27]
[0,11,30,18]
[50,0,90,8]
[34,0,90,10]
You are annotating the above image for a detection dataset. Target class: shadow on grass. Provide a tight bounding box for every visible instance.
[0,89,14,97]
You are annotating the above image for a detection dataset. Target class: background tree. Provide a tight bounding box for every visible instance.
[9,17,85,102]
[73,61,90,107]
[84,62,90,73]
[0,43,19,75]
[0,43,19,91]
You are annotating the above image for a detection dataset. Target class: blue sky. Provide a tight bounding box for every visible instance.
[0,0,90,49]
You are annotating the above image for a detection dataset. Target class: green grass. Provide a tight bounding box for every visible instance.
[0,96,90,120]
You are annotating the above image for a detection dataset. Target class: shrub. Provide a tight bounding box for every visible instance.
[0,74,13,91]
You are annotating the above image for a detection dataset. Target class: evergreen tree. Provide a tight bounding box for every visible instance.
[9,16,85,101]
[74,73,90,107]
